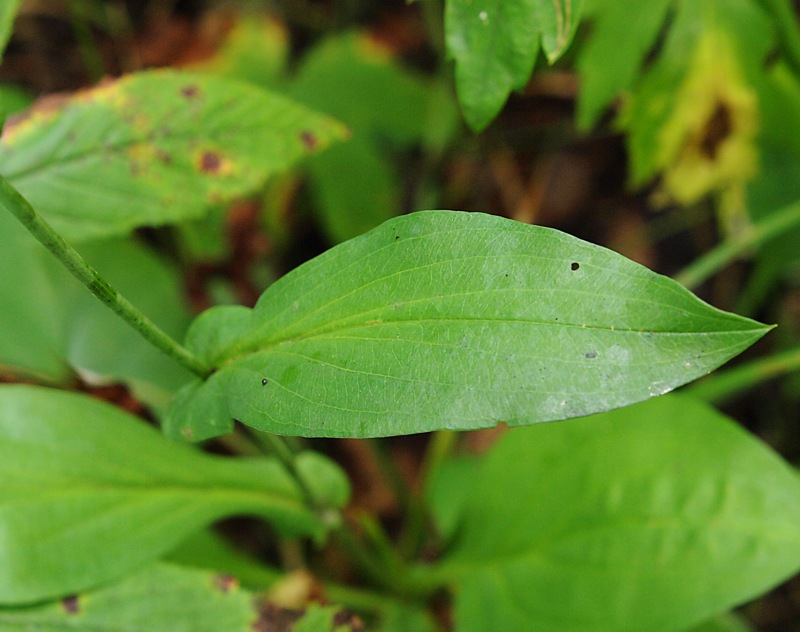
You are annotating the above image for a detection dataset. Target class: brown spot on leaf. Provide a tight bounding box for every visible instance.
[62,595,79,614]
[214,574,239,593]
[156,149,172,164]
[181,85,200,99]
[200,151,222,174]
[300,131,317,151]
[700,102,733,160]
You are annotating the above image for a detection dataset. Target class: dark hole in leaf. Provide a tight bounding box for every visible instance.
[262,378,268,386]
[62,595,79,614]
[181,85,199,99]
[213,574,238,593]
[700,102,733,160]
[571,262,580,271]
[200,151,222,174]
[584,351,597,359]
[300,131,318,150]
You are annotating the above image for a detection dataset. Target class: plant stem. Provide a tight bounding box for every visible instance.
[686,344,800,403]
[674,200,800,290]
[0,174,211,379]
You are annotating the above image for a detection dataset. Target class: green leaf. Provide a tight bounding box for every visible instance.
[430,395,800,631]
[165,210,770,441]
[445,0,583,130]
[288,31,433,243]
[0,0,20,62]
[166,529,282,591]
[0,208,193,409]
[0,384,349,604]
[0,563,261,631]
[620,0,772,202]
[0,69,347,241]
[576,0,672,129]
[689,612,754,632]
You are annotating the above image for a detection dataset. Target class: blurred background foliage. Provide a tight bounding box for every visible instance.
[3,0,800,627]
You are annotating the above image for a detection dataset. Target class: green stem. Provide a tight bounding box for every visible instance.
[674,201,800,290]
[686,344,800,403]
[762,0,800,77]
[0,174,211,379]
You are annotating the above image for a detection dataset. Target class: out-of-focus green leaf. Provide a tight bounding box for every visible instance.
[621,0,771,208]
[165,211,769,441]
[0,563,260,631]
[288,31,433,243]
[189,13,289,88]
[0,385,349,604]
[0,83,32,128]
[689,612,754,632]
[0,208,69,381]
[294,603,349,632]
[0,207,192,409]
[0,0,20,61]
[576,0,671,129]
[306,138,395,244]
[445,0,583,130]
[0,69,346,241]
[430,395,800,631]
[166,529,282,591]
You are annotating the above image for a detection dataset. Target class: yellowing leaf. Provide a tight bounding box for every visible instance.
[659,29,758,206]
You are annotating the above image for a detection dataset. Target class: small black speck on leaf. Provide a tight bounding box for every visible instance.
[571,262,580,271]
[261,378,268,386]
[394,234,400,240]
[584,351,597,359]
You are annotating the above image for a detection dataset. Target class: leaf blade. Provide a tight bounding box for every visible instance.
[0,69,347,241]
[166,211,770,440]
[0,384,348,604]
[432,395,800,631]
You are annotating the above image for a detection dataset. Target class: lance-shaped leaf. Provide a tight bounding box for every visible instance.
[426,396,800,631]
[445,0,582,130]
[0,69,347,241]
[164,210,770,441]
[0,385,349,605]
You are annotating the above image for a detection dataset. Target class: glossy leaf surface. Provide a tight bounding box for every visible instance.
[445,0,582,130]
[165,211,770,440]
[0,69,346,241]
[0,563,259,631]
[431,396,800,631]
[0,385,348,604]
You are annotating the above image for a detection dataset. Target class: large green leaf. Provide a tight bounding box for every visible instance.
[0,385,349,604]
[428,395,800,631]
[165,211,770,441]
[0,69,346,241]
[0,563,260,631]
[445,0,583,130]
